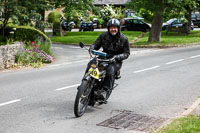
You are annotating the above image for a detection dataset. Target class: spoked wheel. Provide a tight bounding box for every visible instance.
[74,80,91,117]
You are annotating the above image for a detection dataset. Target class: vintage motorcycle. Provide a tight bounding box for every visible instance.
[74,42,120,117]
[60,17,75,31]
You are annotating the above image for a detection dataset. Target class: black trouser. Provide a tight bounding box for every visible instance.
[85,58,122,90]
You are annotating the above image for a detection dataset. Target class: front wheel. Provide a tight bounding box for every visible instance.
[74,79,91,117]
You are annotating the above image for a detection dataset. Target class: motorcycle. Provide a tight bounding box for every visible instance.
[74,42,120,117]
[60,17,75,32]
[79,18,94,32]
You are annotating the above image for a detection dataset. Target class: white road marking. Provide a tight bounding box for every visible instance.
[166,59,185,65]
[0,99,21,107]
[189,55,200,59]
[131,49,164,55]
[134,65,160,73]
[55,84,80,91]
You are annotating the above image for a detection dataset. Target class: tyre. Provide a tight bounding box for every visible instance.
[74,79,91,117]
[105,89,112,101]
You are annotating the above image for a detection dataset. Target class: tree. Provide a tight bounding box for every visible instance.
[127,0,198,42]
[0,0,19,37]
[61,0,97,21]
[0,0,54,37]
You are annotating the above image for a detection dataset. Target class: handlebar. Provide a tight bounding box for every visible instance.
[91,50,107,57]
[79,42,116,63]
[91,50,116,62]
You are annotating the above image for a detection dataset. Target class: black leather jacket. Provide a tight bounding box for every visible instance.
[91,31,130,61]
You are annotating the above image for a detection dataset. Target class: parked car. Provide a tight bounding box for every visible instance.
[191,13,200,27]
[120,18,151,32]
[162,18,194,31]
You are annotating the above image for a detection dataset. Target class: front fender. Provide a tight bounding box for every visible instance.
[83,75,92,81]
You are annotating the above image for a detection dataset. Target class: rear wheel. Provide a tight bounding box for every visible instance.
[74,80,91,117]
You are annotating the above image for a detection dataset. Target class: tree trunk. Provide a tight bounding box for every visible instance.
[148,11,163,42]
[1,18,9,38]
[185,7,192,33]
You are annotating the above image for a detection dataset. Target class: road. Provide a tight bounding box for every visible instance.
[0,44,200,133]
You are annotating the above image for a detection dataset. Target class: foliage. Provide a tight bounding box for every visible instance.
[99,4,114,26]
[127,0,199,42]
[112,6,125,20]
[16,41,54,68]
[0,35,7,46]
[0,0,54,37]
[134,8,153,23]
[65,10,82,27]
[48,10,62,24]
[47,10,61,35]
[98,18,104,25]
[61,0,95,21]
[9,26,52,45]
[98,4,125,26]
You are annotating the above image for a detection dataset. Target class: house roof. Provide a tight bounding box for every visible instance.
[93,0,129,6]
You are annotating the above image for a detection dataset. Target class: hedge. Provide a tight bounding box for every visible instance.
[7,26,52,45]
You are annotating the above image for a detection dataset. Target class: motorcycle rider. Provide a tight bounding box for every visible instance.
[86,18,130,100]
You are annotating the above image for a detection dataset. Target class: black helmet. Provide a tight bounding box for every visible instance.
[107,18,120,28]
[107,18,121,36]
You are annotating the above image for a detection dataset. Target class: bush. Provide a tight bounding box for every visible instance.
[16,41,54,68]
[52,18,61,35]
[48,11,62,35]
[48,11,62,24]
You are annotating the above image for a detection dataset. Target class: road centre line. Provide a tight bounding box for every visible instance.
[131,49,164,55]
[55,84,80,91]
[0,99,21,107]
[165,59,185,65]
[133,65,160,73]
[189,54,200,59]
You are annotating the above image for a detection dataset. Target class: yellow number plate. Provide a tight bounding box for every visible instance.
[88,67,99,79]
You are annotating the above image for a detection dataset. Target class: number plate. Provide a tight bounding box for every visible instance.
[88,67,99,79]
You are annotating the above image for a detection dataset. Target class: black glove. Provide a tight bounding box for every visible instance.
[114,54,125,61]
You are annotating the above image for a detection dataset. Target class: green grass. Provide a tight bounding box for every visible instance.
[51,30,200,47]
[134,30,200,47]
[156,115,200,133]
[51,31,143,45]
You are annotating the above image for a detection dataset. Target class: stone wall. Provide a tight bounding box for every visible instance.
[0,43,23,70]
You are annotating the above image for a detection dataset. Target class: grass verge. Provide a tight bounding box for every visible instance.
[156,115,200,133]
[133,30,200,47]
[51,31,143,45]
[51,30,200,48]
